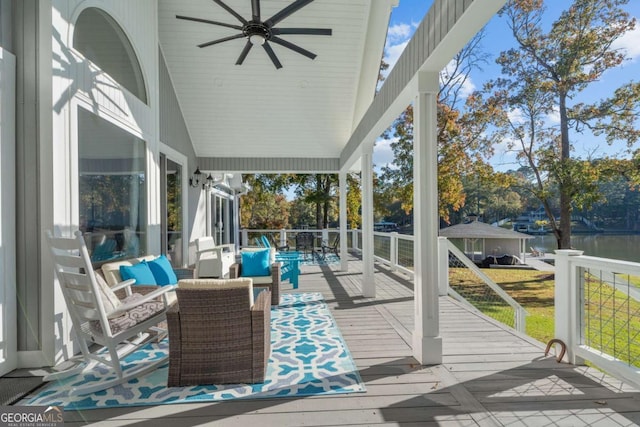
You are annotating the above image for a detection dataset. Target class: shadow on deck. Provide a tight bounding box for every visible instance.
[57,253,640,426]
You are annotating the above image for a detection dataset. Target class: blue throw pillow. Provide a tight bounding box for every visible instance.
[119,262,157,285]
[241,249,271,277]
[147,255,178,286]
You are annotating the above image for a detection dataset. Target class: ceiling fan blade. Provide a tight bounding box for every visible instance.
[198,33,245,48]
[265,0,314,27]
[263,42,283,69]
[176,15,243,31]
[212,0,248,25]
[270,36,316,60]
[236,40,253,65]
[272,28,332,36]
[251,0,261,22]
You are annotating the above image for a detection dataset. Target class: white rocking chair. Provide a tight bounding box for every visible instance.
[45,230,174,396]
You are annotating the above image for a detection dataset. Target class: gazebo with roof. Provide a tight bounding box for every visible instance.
[440,220,532,263]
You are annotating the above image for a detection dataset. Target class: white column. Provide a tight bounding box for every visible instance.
[223,197,231,244]
[412,72,442,364]
[205,189,211,236]
[554,249,584,364]
[361,143,375,297]
[232,194,240,252]
[390,232,398,272]
[438,237,449,296]
[339,171,348,271]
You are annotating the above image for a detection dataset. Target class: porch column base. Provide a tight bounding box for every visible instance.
[412,333,442,365]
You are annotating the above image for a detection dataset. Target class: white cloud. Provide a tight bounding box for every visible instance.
[440,59,476,99]
[490,136,522,172]
[383,40,409,76]
[507,107,525,125]
[613,25,640,61]
[387,23,413,43]
[381,22,419,80]
[373,137,398,170]
[545,105,560,124]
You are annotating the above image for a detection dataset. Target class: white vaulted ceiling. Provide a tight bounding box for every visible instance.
[158,0,394,160]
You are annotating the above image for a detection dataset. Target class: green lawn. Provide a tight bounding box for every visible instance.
[449,268,556,343]
[449,268,640,367]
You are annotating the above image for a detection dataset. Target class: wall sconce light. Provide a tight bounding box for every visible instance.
[202,173,215,190]
[189,167,203,188]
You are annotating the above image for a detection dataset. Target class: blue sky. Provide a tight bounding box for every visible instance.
[374,0,640,172]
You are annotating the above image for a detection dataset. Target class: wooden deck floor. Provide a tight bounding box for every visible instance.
[64,254,640,426]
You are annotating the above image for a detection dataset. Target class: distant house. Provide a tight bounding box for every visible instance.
[440,220,532,263]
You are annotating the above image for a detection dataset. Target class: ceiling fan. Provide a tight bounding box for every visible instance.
[177,0,332,69]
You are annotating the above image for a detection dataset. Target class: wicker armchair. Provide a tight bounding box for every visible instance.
[229,247,281,306]
[167,279,271,387]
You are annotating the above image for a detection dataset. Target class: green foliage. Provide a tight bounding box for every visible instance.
[289,197,316,228]
[346,173,362,228]
[378,32,504,224]
[486,0,640,248]
[240,175,290,229]
[289,174,338,228]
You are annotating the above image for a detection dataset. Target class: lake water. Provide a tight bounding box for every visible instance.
[529,234,640,263]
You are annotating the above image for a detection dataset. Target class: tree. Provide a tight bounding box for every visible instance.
[378,31,505,224]
[239,175,290,229]
[289,174,338,228]
[289,197,316,228]
[346,173,362,228]
[488,0,640,248]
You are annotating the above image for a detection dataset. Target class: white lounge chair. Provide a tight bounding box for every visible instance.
[194,236,235,278]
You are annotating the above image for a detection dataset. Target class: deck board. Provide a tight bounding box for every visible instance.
[61,253,640,426]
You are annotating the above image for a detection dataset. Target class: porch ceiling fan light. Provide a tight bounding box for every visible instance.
[249,34,266,45]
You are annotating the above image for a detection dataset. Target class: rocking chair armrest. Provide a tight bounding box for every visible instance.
[113,285,176,315]
[110,278,136,292]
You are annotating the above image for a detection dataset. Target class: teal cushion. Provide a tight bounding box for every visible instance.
[241,249,271,277]
[119,262,157,285]
[147,255,178,286]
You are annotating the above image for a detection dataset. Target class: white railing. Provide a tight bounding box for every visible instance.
[444,240,527,332]
[241,228,337,249]
[350,230,527,332]
[245,228,640,388]
[555,250,640,390]
[245,228,527,332]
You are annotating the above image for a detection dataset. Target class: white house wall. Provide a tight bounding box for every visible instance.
[0,47,17,376]
[48,0,161,365]
[158,48,203,265]
[13,0,55,368]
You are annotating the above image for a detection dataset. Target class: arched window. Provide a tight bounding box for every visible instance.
[73,7,148,104]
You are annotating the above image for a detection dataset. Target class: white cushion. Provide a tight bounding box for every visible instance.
[249,275,274,285]
[94,273,122,318]
[178,278,254,306]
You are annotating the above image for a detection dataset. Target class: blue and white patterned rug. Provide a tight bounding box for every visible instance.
[22,293,364,410]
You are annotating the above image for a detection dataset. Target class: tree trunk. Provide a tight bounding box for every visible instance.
[558,92,572,249]
[315,176,322,228]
